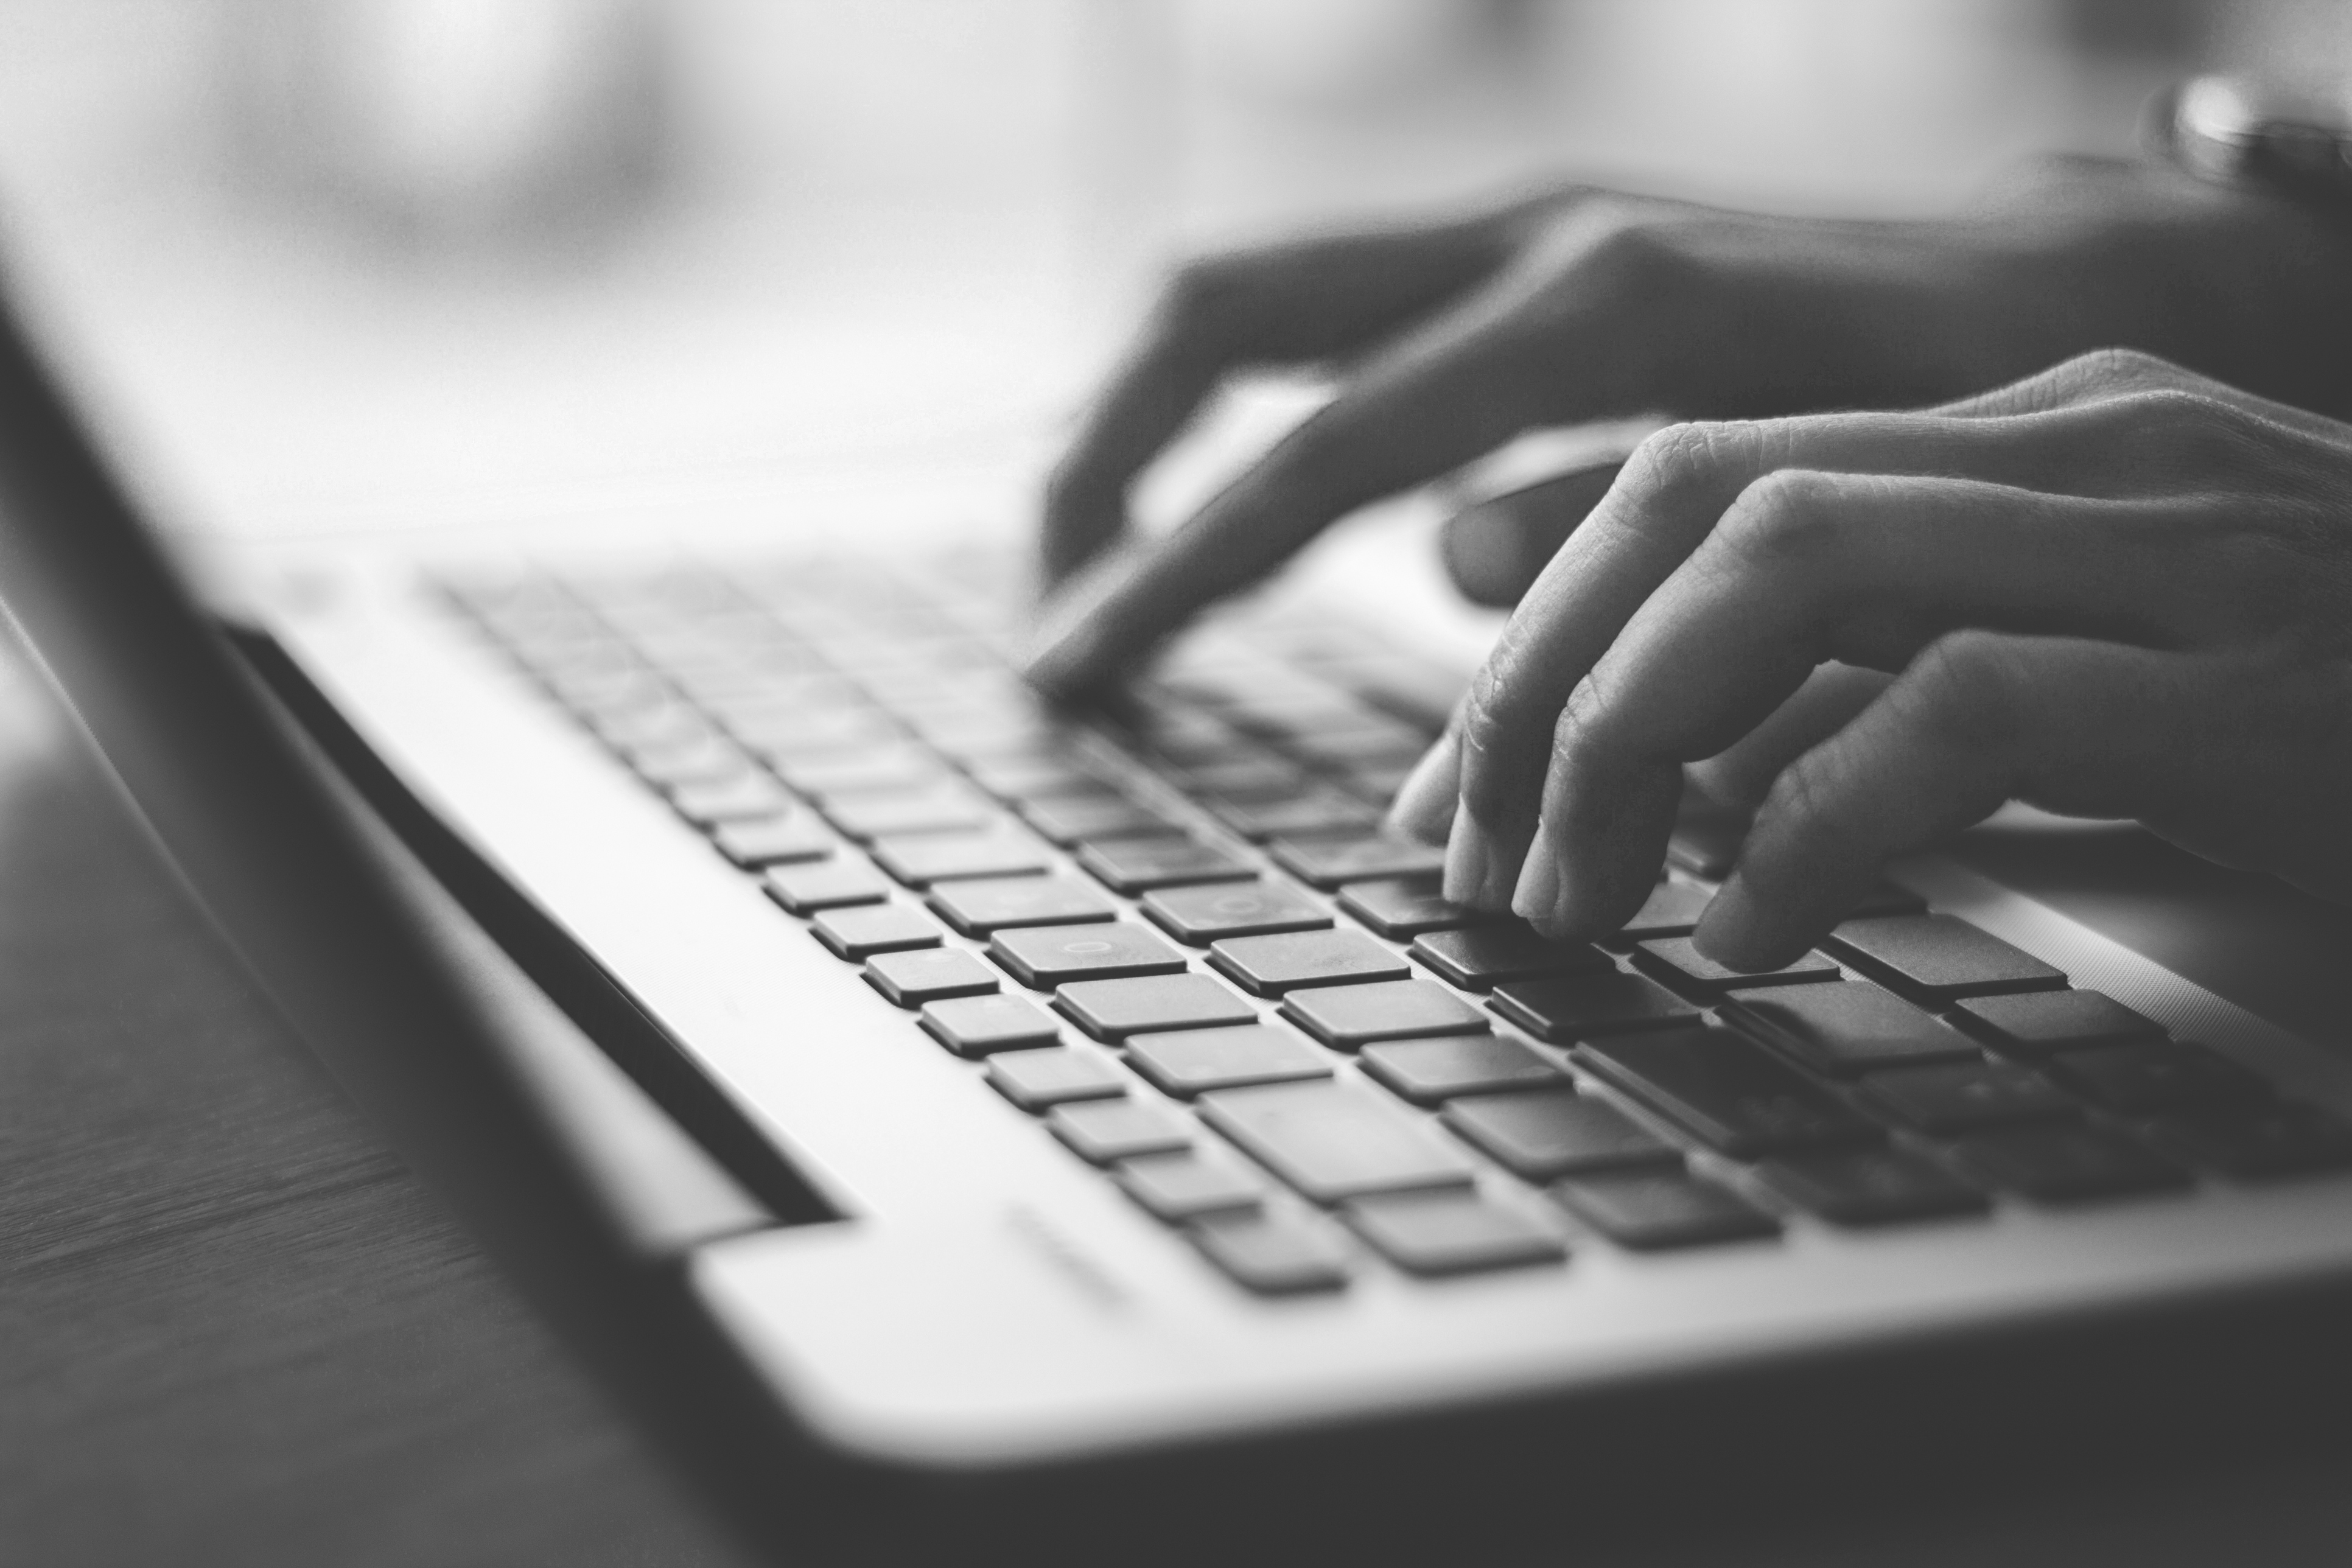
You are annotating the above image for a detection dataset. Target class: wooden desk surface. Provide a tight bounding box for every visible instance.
[5,645,2351,1568]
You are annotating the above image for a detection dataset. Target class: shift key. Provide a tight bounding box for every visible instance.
[1202,1081,1475,1204]
[1578,1026,1881,1158]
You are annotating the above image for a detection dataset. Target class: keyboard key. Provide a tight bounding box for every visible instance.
[1723,982,1981,1076]
[1053,974,1259,1041]
[1279,979,1490,1049]
[860,941,999,1004]
[763,859,889,914]
[962,755,1105,801]
[1336,876,1493,939]
[1827,914,2065,1000]
[1286,728,1428,770]
[1206,788,1382,842]
[1200,1082,1477,1203]
[1578,1026,1882,1157]
[1950,1125,2190,1204]
[810,903,943,960]
[1489,971,1701,1043]
[2147,1105,2352,1180]
[1858,1060,2077,1133]
[1635,937,1841,993]
[1552,1169,1779,1250]
[1758,1148,1989,1227]
[1175,756,1306,799]
[770,746,947,797]
[984,1046,1127,1110]
[870,830,1051,887]
[626,733,752,788]
[2046,1041,2267,1113]
[925,875,1114,936]
[1268,834,1447,889]
[819,784,993,841]
[1615,881,1712,938]
[1188,1211,1350,1295]
[1360,1035,1566,1104]
[1409,926,1614,990]
[1141,881,1332,945]
[1846,883,1929,918]
[1048,1099,1192,1163]
[710,813,835,867]
[1441,1090,1678,1178]
[1019,792,1181,845]
[917,993,1063,1057]
[1953,990,2163,1054]
[1208,929,1409,995]
[1077,836,1255,894]
[1115,1152,1263,1220]
[1343,1191,1566,1276]
[990,922,1187,987]
[1125,1024,1332,1097]
[1665,807,1745,880]
[667,771,799,825]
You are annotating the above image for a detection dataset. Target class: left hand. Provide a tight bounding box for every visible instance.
[1385,348,2352,969]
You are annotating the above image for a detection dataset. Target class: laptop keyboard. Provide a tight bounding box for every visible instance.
[439,551,2352,1295]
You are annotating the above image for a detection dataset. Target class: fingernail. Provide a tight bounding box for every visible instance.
[1384,736,1460,844]
[1511,819,1564,933]
[1443,813,1497,908]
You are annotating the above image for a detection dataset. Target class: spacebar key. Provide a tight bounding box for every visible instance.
[1201,1081,1475,1204]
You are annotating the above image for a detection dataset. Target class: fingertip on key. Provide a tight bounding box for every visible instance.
[1384,735,1461,845]
[1690,874,1805,974]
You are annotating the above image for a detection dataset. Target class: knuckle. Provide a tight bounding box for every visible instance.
[1759,751,1842,838]
[1157,253,1250,339]
[1908,631,2028,752]
[2059,346,2188,396]
[1619,419,1752,508]
[1716,468,1848,567]
[1458,665,1513,761]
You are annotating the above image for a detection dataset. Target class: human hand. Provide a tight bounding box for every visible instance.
[1384,349,2352,971]
[1025,156,2352,693]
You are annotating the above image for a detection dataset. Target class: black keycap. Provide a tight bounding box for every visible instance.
[926,875,1115,936]
[1268,834,1447,889]
[871,830,1051,887]
[1175,756,1307,799]
[668,771,799,825]
[1950,1125,2190,1204]
[1141,881,1332,945]
[1615,881,1711,938]
[1409,925,1614,990]
[1827,914,2065,1000]
[990,922,1188,987]
[2147,1104,2352,1180]
[1336,875,1493,939]
[1953,990,2163,1054]
[863,947,1000,1007]
[1441,1090,1679,1178]
[1724,982,1981,1076]
[962,755,1105,801]
[1759,1148,1989,1226]
[1665,810,1745,880]
[1490,971,1701,1043]
[1077,836,1255,894]
[1208,929,1409,995]
[1054,974,1259,1040]
[984,1046,1127,1110]
[2045,1041,2268,1113]
[1125,1024,1333,1096]
[710,813,835,867]
[1552,1169,1779,1250]
[1200,1081,1475,1202]
[810,903,943,960]
[1858,1060,2077,1133]
[1279,979,1490,1049]
[1115,1152,1263,1220]
[1208,789,1382,842]
[1636,936,1841,993]
[1048,1099,1192,1163]
[1846,883,1928,918]
[917,993,1063,1057]
[769,746,946,797]
[1188,1212,1349,1295]
[763,859,889,914]
[1020,792,1181,845]
[1343,1191,1566,1276]
[818,783,993,841]
[1359,1035,1566,1104]
[1578,1026,1882,1157]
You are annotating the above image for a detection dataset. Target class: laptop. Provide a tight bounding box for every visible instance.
[9,259,2352,1563]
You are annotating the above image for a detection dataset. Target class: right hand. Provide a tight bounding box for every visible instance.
[1024,156,2352,695]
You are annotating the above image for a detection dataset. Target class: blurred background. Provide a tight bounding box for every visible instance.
[0,0,2347,551]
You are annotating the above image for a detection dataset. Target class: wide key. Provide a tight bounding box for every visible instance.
[1578,1026,1881,1157]
[1201,1080,1475,1203]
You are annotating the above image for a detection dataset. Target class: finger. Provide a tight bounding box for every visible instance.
[1693,633,2216,968]
[1517,472,2213,936]
[1684,662,1890,811]
[1386,726,1461,844]
[1438,461,1625,607]
[1040,206,1535,584]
